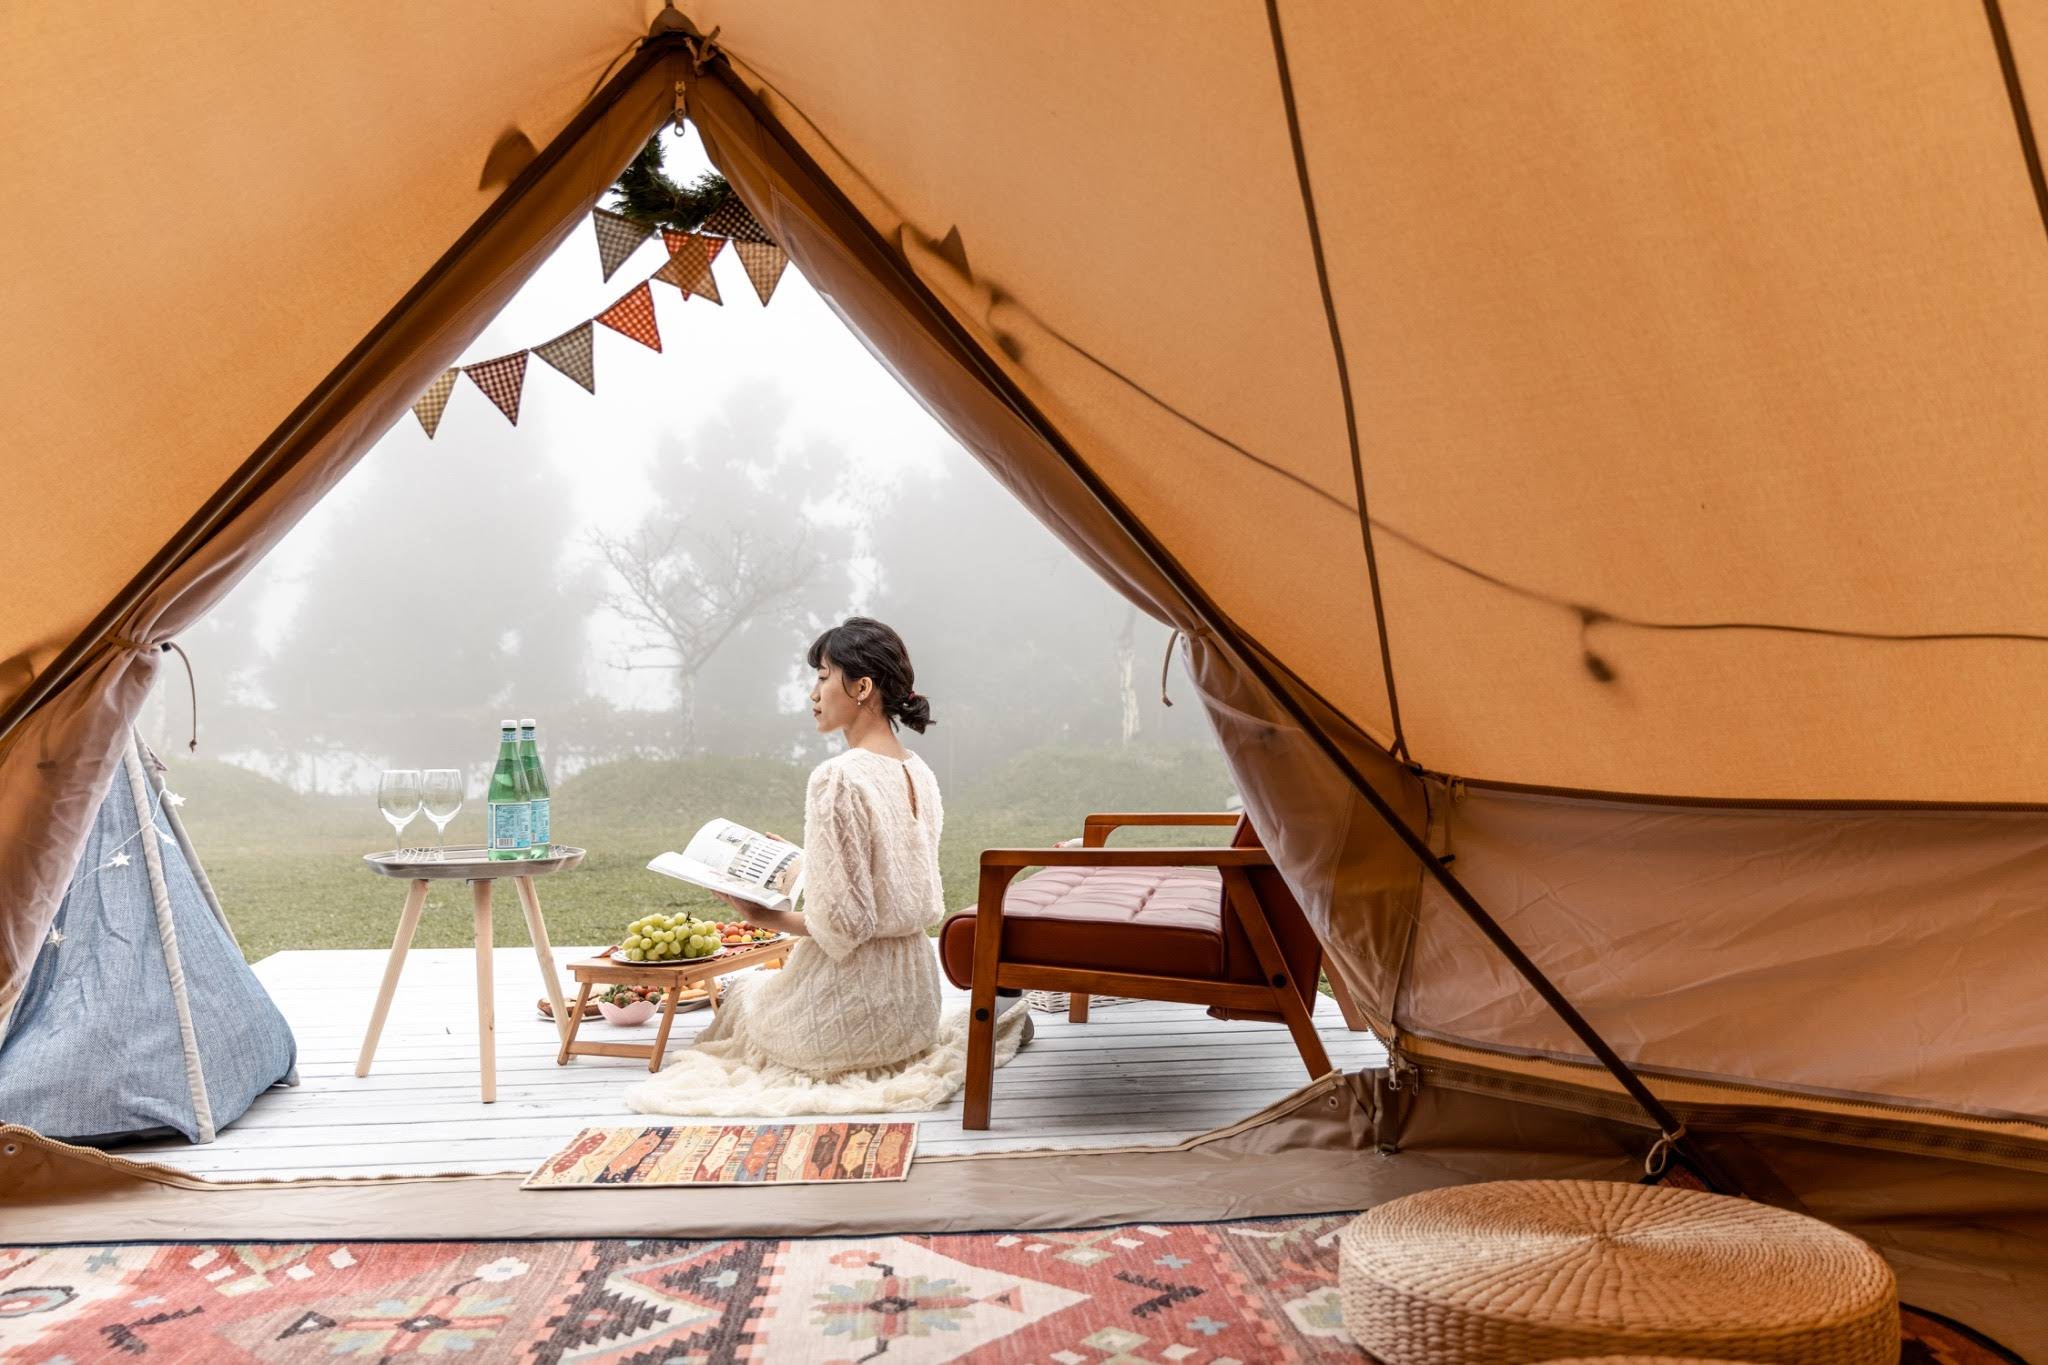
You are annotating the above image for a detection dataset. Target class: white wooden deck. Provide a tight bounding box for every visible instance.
[120,945,1384,1181]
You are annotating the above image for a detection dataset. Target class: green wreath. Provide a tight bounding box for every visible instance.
[606,135,731,234]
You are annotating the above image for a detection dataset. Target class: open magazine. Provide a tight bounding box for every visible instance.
[646,818,806,912]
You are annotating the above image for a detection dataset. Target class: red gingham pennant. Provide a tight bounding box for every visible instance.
[463,351,529,425]
[595,281,662,352]
[532,321,596,393]
[733,239,790,305]
[654,231,724,305]
[698,197,775,245]
[591,207,654,280]
[411,367,459,438]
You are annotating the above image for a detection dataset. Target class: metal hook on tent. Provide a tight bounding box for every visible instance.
[1159,629,1181,707]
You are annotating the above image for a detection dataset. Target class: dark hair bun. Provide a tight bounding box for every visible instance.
[893,691,933,734]
[807,616,935,735]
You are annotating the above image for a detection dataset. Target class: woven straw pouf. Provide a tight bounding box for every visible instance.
[1537,1359,1762,1364]
[1337,1180,1897,1365]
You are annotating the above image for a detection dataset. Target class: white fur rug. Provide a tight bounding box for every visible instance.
[623,1002,1030,1118]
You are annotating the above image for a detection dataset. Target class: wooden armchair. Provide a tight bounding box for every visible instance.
[940,812,1340,1130]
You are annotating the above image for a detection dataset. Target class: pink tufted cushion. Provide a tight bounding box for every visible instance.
[939,863,1227,986]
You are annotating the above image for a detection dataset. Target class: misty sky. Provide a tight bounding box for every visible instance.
[252,125,957,710]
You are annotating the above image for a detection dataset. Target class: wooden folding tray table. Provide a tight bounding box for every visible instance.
[556,938,789,1072]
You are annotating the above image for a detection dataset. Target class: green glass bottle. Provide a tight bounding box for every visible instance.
[486,718,532,860]
[518,717,551,858]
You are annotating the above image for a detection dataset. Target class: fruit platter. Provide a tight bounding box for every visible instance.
[609,912,783,964]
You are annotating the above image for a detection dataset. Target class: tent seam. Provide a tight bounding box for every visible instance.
[1261,0,1409,765]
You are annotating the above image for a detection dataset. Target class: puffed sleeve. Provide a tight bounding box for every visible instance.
[800,761,878,961]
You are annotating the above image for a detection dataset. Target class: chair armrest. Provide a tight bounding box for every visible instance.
[981,846,1269,869]
[1081,811,1239,848]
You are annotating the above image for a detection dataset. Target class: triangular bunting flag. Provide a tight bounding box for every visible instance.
[654,231,723,305]
[411,367,459,438]
[733,239,790,305]
[592,208,654,281]
[463,351,530,425]
[533,321,596,393]
[698,197,775,244]
[595,281,662,352]
[661,228,727,265]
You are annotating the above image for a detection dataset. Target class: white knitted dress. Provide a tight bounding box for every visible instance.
[679,747,945,1076]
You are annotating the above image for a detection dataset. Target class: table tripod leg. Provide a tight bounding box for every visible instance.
[472,879,496,1103]
[356,878,428,1078]
[514,875,569,1045]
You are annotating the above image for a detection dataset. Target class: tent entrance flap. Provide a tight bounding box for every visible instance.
[680,24,1727,1193]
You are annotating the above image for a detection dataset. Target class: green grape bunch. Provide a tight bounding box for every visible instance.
[619,912,725,961]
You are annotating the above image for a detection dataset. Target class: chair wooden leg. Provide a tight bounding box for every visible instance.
[357,878,429,1077]
[1226,872,1333,1080]
[1068,993,1090,1024]
[556,983,591,1065]
[472,879,497,1103]
[962,869,1009,1130]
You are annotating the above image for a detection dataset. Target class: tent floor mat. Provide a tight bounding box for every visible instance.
[0,1219,2020,1364]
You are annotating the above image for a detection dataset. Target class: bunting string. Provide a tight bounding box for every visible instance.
[410,198,785,440]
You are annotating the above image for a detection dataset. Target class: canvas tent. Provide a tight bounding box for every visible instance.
[0,733,296,1144]
[2,2,2046,1353]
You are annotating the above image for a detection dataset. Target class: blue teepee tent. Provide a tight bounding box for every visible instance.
[0,732,296,1144]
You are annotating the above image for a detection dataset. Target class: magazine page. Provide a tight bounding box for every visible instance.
[679,818,804,894]
[645,851,790,909]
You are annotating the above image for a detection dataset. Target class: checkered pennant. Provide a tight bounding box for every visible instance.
[698,196,776,245]
[654,231,723,305]
[463,351,529,426]
[411,367,459,438]
[595,281,662,351]
[733,239,790,305]
[591,207,654,280]
[533,321,596,393]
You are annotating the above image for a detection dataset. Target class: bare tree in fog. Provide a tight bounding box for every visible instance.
[595,381,856,748]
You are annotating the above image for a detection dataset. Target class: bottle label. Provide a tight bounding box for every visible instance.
[489,800,531,850]
[529,796,551,850]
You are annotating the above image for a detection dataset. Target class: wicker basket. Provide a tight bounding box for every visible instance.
[1537,1359,1763,1364]
[1337,1180,1897,1365]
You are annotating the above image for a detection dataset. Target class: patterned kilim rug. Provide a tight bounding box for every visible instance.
[523,1122,917,1189]
[0,1216,2022,1363]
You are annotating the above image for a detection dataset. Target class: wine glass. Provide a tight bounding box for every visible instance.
[421,769,464,859]
[377,769,424,855]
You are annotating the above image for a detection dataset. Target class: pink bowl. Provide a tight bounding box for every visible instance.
[598,999,657,1026]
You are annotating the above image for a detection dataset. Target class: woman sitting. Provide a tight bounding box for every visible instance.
[692,616,947,1074]
[628,617,1028,1115]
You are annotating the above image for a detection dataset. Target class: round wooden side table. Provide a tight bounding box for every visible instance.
[356,845,584,1103]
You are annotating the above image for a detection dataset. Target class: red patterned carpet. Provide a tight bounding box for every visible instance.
[0,1215,2020,1362]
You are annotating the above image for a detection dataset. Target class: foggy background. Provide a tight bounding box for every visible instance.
[138,125,1221,806]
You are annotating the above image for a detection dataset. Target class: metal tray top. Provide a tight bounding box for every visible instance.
[363,844,586,879]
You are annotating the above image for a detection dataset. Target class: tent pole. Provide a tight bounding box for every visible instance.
[691,40,1733,1195]
[0,33,695,755]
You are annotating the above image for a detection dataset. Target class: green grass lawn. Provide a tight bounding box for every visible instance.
[175,745,1237,963]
